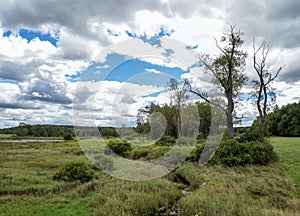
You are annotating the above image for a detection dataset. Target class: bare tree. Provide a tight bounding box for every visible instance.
[253,39,283,141]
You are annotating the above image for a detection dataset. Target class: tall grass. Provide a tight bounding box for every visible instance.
[1,137,300,215]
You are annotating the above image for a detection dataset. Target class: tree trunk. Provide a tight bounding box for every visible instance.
[227,96,234,139]
[177,106,182,137]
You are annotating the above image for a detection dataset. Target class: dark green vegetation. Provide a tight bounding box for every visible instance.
[240,102,300,142]
[53,160,95,183]
[0,124,75,138]
[0,124,120,139]
[135,102,212,139]
[268,102,300,136]
[1,137,300,215]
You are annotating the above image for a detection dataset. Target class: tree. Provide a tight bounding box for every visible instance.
[168,78,189,137]
[252,40,283,141]
[191,25,248,138]
[268,102,300,136]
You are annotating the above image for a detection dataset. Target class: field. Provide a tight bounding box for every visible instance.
[0,137,299,215]
[271,137,300,195]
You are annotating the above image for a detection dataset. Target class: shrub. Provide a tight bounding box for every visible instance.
[53,160,95,183]
[129,147,149,160]
[212,139,278,166]
[246,141,278,165]
[93,155,114,171]
[188,143,205,162]
[212,139,252,166]
[155,135,176,146]
[147,146,171,160]
[106,139,132,157]
[63,132,74,140]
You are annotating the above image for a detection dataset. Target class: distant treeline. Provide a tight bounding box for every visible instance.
[0,124,120,138]
[268,102,300,136]
[0,125,75,137]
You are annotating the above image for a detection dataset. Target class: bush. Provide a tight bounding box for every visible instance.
[106,139,132,157]
[129,147,149,160]
[155,135,176,146]
[93,155,114,171]
[212,139,251,166]
[147,146,171,160]
[246,141,278,165]
[188,143,205,162]
[63,132,74,140]
[212,139,278,166]
[53,161,95,183]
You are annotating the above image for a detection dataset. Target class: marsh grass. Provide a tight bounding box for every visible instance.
[177,163,300,216]
[0,137,300,215]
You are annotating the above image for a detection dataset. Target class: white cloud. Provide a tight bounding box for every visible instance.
[145,68,161,74]
[0,1,300,128]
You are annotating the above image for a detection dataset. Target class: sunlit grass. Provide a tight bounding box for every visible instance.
[0,137,299,215]
[271,137,300,196]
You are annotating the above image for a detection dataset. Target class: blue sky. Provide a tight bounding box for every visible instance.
[3,29,59,46]
[78,53,185,85]
[0,0,300,128]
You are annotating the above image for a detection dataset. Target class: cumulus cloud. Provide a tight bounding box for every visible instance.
[0,0,299,128]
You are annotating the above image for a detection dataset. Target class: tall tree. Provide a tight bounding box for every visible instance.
[252,40,283,141]
[168,78,189,137]
[191,25,248,138]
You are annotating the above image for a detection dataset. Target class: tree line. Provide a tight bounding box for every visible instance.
[0,124,120,138]
[135,102,212,139]
[268,102,300,136]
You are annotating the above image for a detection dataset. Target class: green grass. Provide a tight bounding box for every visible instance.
[0,134,17,139]
[271,137,300,196]
[0,137,300,215]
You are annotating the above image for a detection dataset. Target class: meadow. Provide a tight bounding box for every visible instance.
[0,137,299,215]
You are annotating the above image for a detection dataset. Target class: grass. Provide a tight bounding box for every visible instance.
[271,137,300,196]
[173,162,300,215]
[0,134,17,139]
[0,137,299,215]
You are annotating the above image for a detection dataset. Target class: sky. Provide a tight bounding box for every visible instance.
[0,0,299,128]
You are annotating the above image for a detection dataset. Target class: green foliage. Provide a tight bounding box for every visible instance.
[129,147,149,160]
[147,146,170,160]
[63,132,73,140]
[212,139,278,166]
[0,124,75,138]
[268,102,300,136]
[106,139,132,157]
[135,102,212,140]
[93,155,114,171]
[53,160,95,183]
[155,135,176,146]
[188,142,205,162]
[197,102,212,138]
[247,141,278,165]
[100,127,119,137]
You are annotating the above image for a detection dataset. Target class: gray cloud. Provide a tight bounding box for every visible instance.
[225,0,300,49]
[21,80,72,104]
[264,0,300,21]
[0,102,41,109]
[0,0,164,41]
[0,61,38,81]
[1,0,299,128]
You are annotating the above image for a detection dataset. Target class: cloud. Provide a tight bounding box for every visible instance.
[0,0,164,40]
[145,68,161,74]
[0,0,300,128]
